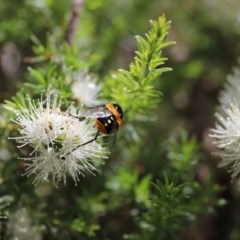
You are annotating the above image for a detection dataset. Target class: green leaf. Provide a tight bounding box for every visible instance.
[135,175,151,207]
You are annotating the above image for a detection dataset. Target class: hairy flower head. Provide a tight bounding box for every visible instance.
[210,65,240,181]
[219,67,240,108]
[11,91,108,186]
[70,70,103,107]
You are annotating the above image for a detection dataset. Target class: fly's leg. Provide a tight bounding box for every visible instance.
[72,131,99,150]
[61,131,99,159]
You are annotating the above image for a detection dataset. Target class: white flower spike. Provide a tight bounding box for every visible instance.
[219,67,240,108]
[70,70,104,107]
[12,91,108,186]
[210,65,240,181]
[7,208,41,240]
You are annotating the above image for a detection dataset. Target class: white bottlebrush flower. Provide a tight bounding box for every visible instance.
[12,91,108,186]
[7,208,41,240]
[210,65,240,181]
[211,102,240,149]
[70,70,104,107]
[218,67,240,108]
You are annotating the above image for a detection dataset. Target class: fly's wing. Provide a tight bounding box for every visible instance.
[80,105,112,119]
[101,120,119,151]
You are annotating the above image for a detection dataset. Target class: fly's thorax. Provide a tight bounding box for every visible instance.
[105,103,123,126]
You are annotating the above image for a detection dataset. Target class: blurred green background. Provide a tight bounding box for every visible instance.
[1,0,240,239]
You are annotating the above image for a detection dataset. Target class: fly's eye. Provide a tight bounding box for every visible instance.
[113,104,123,118]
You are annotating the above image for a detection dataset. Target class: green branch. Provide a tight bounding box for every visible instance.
[103,15,175,121]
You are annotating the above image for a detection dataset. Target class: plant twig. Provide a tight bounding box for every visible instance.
[65,0,84,45]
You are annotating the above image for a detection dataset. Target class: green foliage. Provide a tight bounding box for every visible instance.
[0,0,69,45]
[0,195,14,211]
[147,174,190,239]
[167,131,200,179]
[125,131,224,240]
[141,173,223,240]
[103,16,175,122]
